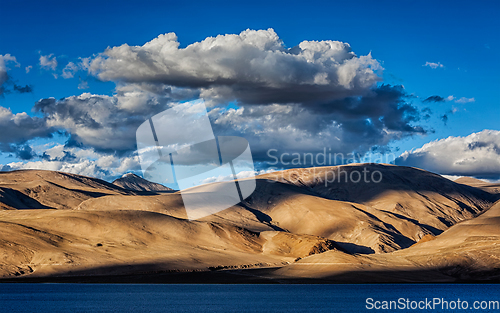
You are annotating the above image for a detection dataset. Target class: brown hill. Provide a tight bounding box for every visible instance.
[455,176,500,195]
[271,198,500,282]
[240,164,496,253]
[0,164,498,282]
[0,170,130,210]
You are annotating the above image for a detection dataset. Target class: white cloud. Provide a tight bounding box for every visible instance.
[3,144,141,180]
[39,54,58,71]
[423,61,444,69]
[0,30,430,175]
[25,65,32,73]
[395,130,500,179]
[445,95,474,104]
[62,62,79,79]
[454,97,475,104]
[88,29,382,105]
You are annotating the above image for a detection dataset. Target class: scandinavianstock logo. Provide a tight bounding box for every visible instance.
[136,100,255,220]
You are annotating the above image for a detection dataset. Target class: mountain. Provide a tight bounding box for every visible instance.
[0,170,130,210]
[238,164,496,253]
[455,176,500,195]
[112,173,173,192]
[0,164,498,282]
[270,198,500,282]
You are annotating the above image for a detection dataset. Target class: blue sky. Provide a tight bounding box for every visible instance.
[0,0,499,182]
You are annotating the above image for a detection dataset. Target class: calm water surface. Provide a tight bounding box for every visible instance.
[0,284,498,312]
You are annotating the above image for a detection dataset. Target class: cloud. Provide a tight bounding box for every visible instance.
[76,30,424,164]
[440,107,459,125]
[445,95,475,103]
[454,97,475,104]
[25,65,32,73]
[0,54,21,96]
[440,114,448,125]
[88,29,382,106]
[0,30,430,178]
[30,82,426,166]
[62,62,79,79]
[78,77,89,89]
[210,84,427,164]
[423,62,444,69]
[33,86,193,153]
[423,95,445,103]
[395,130,500,179]
[421,107,432,120]
[39,54,58,71]
[2,144,142,180]
[12,144,37,160]
[13,84,33,93]
[0,106,53,149]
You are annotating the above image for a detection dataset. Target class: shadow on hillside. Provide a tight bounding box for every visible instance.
[3,262,500,284]
[0,187,53,210]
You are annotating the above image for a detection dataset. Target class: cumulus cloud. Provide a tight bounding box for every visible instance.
[25,65,32,73]
[39,54,58,71]
[33,86,194,153]
[29,83,426,167]
[0,106,53,149]
[75,29,424,164]
[0,29,430,178]
[2,144,142,180]
[395,130,500,179]
[210,84,426,164]
[423,62,444,69]
[88,29,382,106]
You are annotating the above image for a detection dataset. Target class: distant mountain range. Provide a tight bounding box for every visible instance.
[0,164,498,283]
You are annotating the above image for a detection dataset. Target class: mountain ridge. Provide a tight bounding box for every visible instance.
[0,164,498,282]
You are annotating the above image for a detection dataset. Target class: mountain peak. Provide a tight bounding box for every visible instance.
[113,173,172,192]
[122,172,140,178]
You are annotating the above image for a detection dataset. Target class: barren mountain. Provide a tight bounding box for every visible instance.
[240,164,496,253]
[455,176,500,195]
[112,173,173,192]
[0,170,130,210]
[0,164,498,282]
[270,198,500,282]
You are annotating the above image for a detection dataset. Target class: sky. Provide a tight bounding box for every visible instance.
[0,0,499,183]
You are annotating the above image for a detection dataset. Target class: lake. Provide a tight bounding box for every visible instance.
[0,284,498,312]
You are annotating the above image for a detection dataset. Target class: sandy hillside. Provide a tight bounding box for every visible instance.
[455,176,500,195]
[271,198,500,282]
[241,164,496,253]
[0,170,131,210]
[0,165,498,282]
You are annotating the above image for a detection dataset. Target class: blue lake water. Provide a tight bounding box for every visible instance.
[0,284,498,312]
